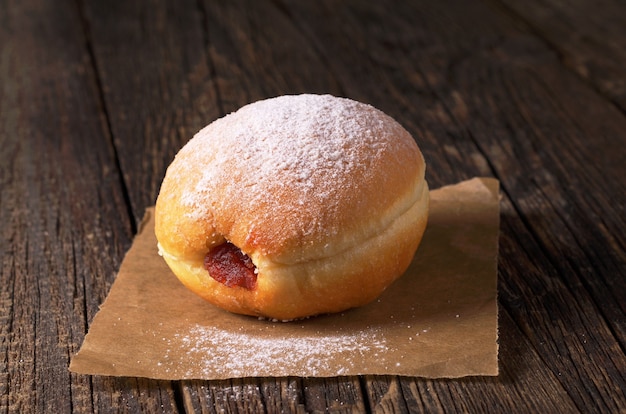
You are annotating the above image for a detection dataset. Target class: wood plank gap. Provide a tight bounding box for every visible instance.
[357,376,373,414]
[257,379,270,414]
[172,381,188,414]
[73,0,137,234]
[70,238,88,337]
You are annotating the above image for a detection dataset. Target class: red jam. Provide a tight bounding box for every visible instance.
[203,242,257,290]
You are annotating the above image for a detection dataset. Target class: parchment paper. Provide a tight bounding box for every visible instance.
[70,177,500,379]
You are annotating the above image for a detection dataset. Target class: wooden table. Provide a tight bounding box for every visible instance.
[2,0,624,412]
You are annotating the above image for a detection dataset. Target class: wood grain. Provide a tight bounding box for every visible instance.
[0,0,178,412]
[1,0,624,412]
[497,0,626,112]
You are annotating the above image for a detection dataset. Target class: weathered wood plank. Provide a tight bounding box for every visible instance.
[60,0,626,412]
[0,0,179,412]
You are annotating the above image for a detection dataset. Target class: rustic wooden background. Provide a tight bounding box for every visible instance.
[1,0,624,412]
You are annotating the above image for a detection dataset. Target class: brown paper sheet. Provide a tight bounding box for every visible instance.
[70,177,500,379]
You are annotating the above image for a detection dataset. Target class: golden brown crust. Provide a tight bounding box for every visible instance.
[155,94,429,320]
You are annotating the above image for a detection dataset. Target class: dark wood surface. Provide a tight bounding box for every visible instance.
[1,0,624,412]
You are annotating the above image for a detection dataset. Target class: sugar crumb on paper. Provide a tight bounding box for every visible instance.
[161,324,389,378]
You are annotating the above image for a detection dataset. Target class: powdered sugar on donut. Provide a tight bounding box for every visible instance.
[170,94,422,260]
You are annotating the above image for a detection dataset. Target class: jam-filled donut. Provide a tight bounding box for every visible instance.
[155,94,429,320]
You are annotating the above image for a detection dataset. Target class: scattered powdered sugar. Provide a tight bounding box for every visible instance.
[163,323,389,378]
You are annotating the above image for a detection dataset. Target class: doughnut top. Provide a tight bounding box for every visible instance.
[155,94,426,264]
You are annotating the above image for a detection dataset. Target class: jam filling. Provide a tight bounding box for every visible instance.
[203,242,257,290]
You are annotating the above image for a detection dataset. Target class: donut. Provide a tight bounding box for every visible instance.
[155,94,429,320]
